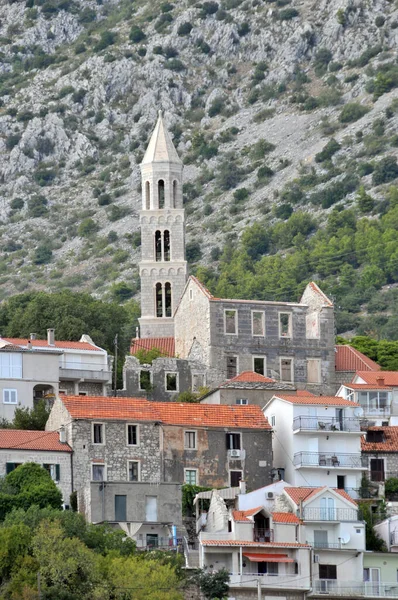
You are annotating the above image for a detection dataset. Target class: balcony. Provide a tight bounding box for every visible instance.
[136,537,183,550]
[293,452,367,469]
[59,362,112,382]
[230,573,310,590]
[302,507,360,522]
[293,416,360,433]
[358,404,391,417]
[312,580,398,597]
[311,542,341,549]
[253,528,274,542]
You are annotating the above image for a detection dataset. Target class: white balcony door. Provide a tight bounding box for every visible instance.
[364,567,380,596]
[320,497,335,520]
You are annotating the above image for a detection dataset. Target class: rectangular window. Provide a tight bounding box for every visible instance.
[128,461,139,482]
[92,423,104,444]
[280,358,293,382]
[192,373,205,392]
[145,496,158,521]
[226,356,238,379]
[139,370,151,391]
[236,398,248,405]
[370,458,385,482]
[127,424,138,446]
[92,464,105,481]
[184,469,198,485]
[6,462,22,474]
[184,431,197,449]
[279,313,292,338]
[307,359,321,384]
[165,372,178,392]
[224,309,237,335]
[115,495,127,521]
[43,464,60,482]
[3,389,17,404]
[226,432,241,450]
[253,356,266,376]
[319,565,337,580]
[230,470,243,487]
[252,311,265,336]
[0,353,22,378]
[271,415,276,427]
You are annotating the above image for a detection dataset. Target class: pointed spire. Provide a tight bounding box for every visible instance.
[141,111,182,165]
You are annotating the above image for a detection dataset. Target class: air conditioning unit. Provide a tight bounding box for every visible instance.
[267,492,274,499]
[314,554,320,563]
[230,449,241,458]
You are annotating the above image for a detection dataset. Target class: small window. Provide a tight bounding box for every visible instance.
[165,282,172,317]
[230,470,243,487]
[226,432,241,450]
[165,372,178,392]
[158,179,165,209]
[43,464,60,482]
[59,390,67,395]
[192,373,205,392]
[226,356,238,379]
[155,230,162,262]
[366,430,384,443]
[145,181,150,209]
[92,423,104,444]
[271,415,276,427]
[279,313,292,338]
[253,356,266,376]
[184,469,198,485]
[139,370,151,391]
[185,431,197,449]
[128,461,140,482]
[127,424,138,446]
[6,462,22,474]
[3,389,17,404]
[145,496,158,521]
[189,288,193,301]
[280,358,293,382]
[92,464,105,481]
[236,398,248,405]
[307,359,321,384]
[78,391,87,396]
[156,282,163,318]
[173,180,178,207]
[252,311,265,336]
[319,565,337,580]
[163,230,170,261]
[224,309,237,335]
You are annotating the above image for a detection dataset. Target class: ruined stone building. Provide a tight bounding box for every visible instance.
[122,113,336,400]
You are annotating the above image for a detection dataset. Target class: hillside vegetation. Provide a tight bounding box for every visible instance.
[1,0,398,336]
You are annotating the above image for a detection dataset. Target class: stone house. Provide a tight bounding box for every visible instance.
[0,429,72,503]
[361,426,398,485]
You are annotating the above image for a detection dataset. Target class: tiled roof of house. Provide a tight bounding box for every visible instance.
[0,430,72,452]
[345,384,392,390]
[230,372,276,383]
[355,371,398,386]
[2,338,102,352]
[335,345,380,373]
[201,540,310,548]
[284,487,357,507]
[61,396,271,429]
[273,394,358,407]
[130,337,175,357]
[272,512,302,524]
[232,506,264,522]
[361,427,398,453]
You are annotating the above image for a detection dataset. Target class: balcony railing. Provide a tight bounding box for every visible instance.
[136,537,183,550]
[359,404,391,417]
[302,507,360,522]
[312,580,398,597]
[311,542,341,549]
[229,573,310,590]
[293,416,360,433]
[293,452,367,469]
[59,362,112,382]
[253,528,274,542]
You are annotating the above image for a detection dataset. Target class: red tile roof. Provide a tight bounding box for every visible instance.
[335,346,380,373]
[296,390,315,396]
[355,371,398,386]
[232,507,264,522]
[361,427,398,453]
[0,430,71,452]
[61,396,271,429]
[273,394,358,407]
[201,540,310,548]
[228,371,276,384]
[272,512,302,524]
[2,338,102,352]
[130,337,175,357]
[345,384,392,390]
[284,487,357,507]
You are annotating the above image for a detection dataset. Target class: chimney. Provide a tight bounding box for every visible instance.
[27,340,32,350]
[376,376,385,386]
[47,328,55,346]
[239,480,246,495]
[30,333,37,340]
[59,425,66,444]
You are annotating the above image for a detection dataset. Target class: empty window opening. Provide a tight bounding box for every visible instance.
[145,181,150,209]
[165,282,172,317]
[128,461,139,481]
[366,430,384,443]
[226,432,241,450]
[225,310,237,334]
[252,311,265,336]
[230,470,243,487]
[173,180,178,207]
[166,372,178,392]
[281,358,293,382]
[93,423,104,444]
[226,356,237,379]
[337,475,345,490]
[155,230,162,261]
[156,283,163,317]
[127,424,138,446]
[319,565,337,580]
[158,179,165,208]
[164,230,170,261]
[139,370,151,392]
[253,356,266,376]
[279,313,292,338]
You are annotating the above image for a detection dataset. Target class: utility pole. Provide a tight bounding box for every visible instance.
[113,333,118,396]
[257,578,262,600]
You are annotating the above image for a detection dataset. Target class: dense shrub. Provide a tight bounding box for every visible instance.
[315,138,341,163]
[186,241,202,262]
[129,25,146,43]
[78,218,99,237]
[5,133,21,150]
[10,197,24,210]
[339,103,370,123]
[177,22,193,35]
[372,156,398,185]
[278,7,298,19]
[94,31,117,52]
[33,244,53,265]
[309,175,358,208]
[208,96,225,117]
[28,195,48,218]
[314,48,333,75]
[375,15,385,27]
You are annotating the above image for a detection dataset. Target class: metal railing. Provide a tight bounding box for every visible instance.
[294,452,367,469]
[253,528,274,542]
[60,361,110,371]
[311,542,341,549]
[302,507,360,522]
[229,573,309,590]
[293,416,360,432]
[136,536,183,550]
[359,404,391,416]
[312,580,398,597]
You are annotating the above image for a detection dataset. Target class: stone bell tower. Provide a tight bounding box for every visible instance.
[138,111,187,339]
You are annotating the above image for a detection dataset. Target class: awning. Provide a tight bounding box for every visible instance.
[243,553,294,563]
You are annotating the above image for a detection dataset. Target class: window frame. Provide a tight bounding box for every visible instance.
[236,398,248,405]
[229,469,243,487]
[126,423,139,446]
[251,310,265,337]
[184,430,197,450]
[184,468,198,485]
[0,353,22,379]
[91,462,106,481]
[165,372,179,393]
[252,355,267,376]
[127,460,140,482]
[92,422,105,445]
[226,432,241,450]
[226,355,238,380]
[139,369,152,391]
[280,357,294,382]
[3,389,18,404]
[224,309,238,335]
[307,358,321,384]
[270,415,276,427]
[278,312,292,339]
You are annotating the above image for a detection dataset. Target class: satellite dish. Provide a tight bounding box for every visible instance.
[354,407,364,417]
[341,534,350,545]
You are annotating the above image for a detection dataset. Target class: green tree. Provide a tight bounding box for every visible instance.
[196,568,230,599]
[356,185,374,213]
[358,502,387,552]
[11,399,51,430]
[372,156,398,185]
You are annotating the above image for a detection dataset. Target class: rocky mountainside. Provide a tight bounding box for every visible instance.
[1,0,398,335]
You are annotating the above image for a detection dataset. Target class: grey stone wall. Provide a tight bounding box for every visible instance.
[364,452,398,479]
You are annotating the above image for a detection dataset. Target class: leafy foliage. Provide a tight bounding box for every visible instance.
[358,502,387,552]
[0,399,51,431]
[196,568,230,599]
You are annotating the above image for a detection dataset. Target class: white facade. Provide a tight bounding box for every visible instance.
[338,380,398,426]
[374,515,398,553]
[263,394,366,496]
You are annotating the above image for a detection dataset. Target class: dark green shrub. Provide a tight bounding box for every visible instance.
[58,85,74,98]
[233,188,249,201]
[315,138,341,163]
[36,137,54,156]
[33,244,53,265]
[161,2,174,11]
[106,205,129,222]
[75,42,86,54]
[349,45,381,68]
[5,133,21,150]
[137,47,146,57]
[208,96,225,117]
[10,197,24,210]
[155,13,173,32]
[314,47,333,76]
[210,246,221,260]
[94,31,117,52]
[339,103,370,123]
[278,7,299,20]
[79,7,96,23]
[16,110,34,122]
[33,164,57,186]
[257,165,274,179]
[72,88,86,103]
[98,193,112,206]
[217,161,242,190]
[375,15,385,27]
[129,25,146,43]
[309,175,358,208]
[250,139,275,159]
[203,204,213,216]
[165,58,185,71]
[372,156,398,185]
[237,22,250,36]
[186,241,202,262]
[78,218,99,236]
[177,22,193,35]
[274,203,293,219]
[28,195,48,217]
[200,1,219,16]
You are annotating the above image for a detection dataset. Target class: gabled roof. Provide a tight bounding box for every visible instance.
[284,487,357,507]
[271,393,358,407]
[272,512,302,524]
[130,337,175,358]
[344,383,392,391]
[232,506,264,522]
[141,111,182,165]
[354,371,398,387]
[335,345,380,373]
[219,371,295,392]
[2,338,103,352]
[0,430,71,452]
[201,540,310,548]
[361,427,398,453]
[60,396,271,429]
[305,282,334,307]
[226,372,276,384]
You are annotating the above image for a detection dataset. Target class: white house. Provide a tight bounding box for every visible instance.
[374,515,398,553]
[263,392,366,496]
[338,371,398,426]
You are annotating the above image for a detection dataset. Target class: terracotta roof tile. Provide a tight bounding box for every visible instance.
[296,390,315,396]
[232,506,264,522]
[355,371,398,386]
[228,371,276,384]
[361,427,398,453]
[130,337,175,357]
[335,346,380,373]
[284,487,357,507]
[2,338,102,352]
[345,383,392,390]
[61,396,271,429]
[273,394,358,407]
[272,512,302,524]
[201,540,310,548]
[0,430,71,452]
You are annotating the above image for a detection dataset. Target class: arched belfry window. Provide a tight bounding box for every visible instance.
[173,181,178,208]
[155,282,172,317]
[158,180,165,209]
[155,231,162,262]
[164,230,170,261]
[145,181,150,210]
[156,283,163,317]
[165,282,172,317]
